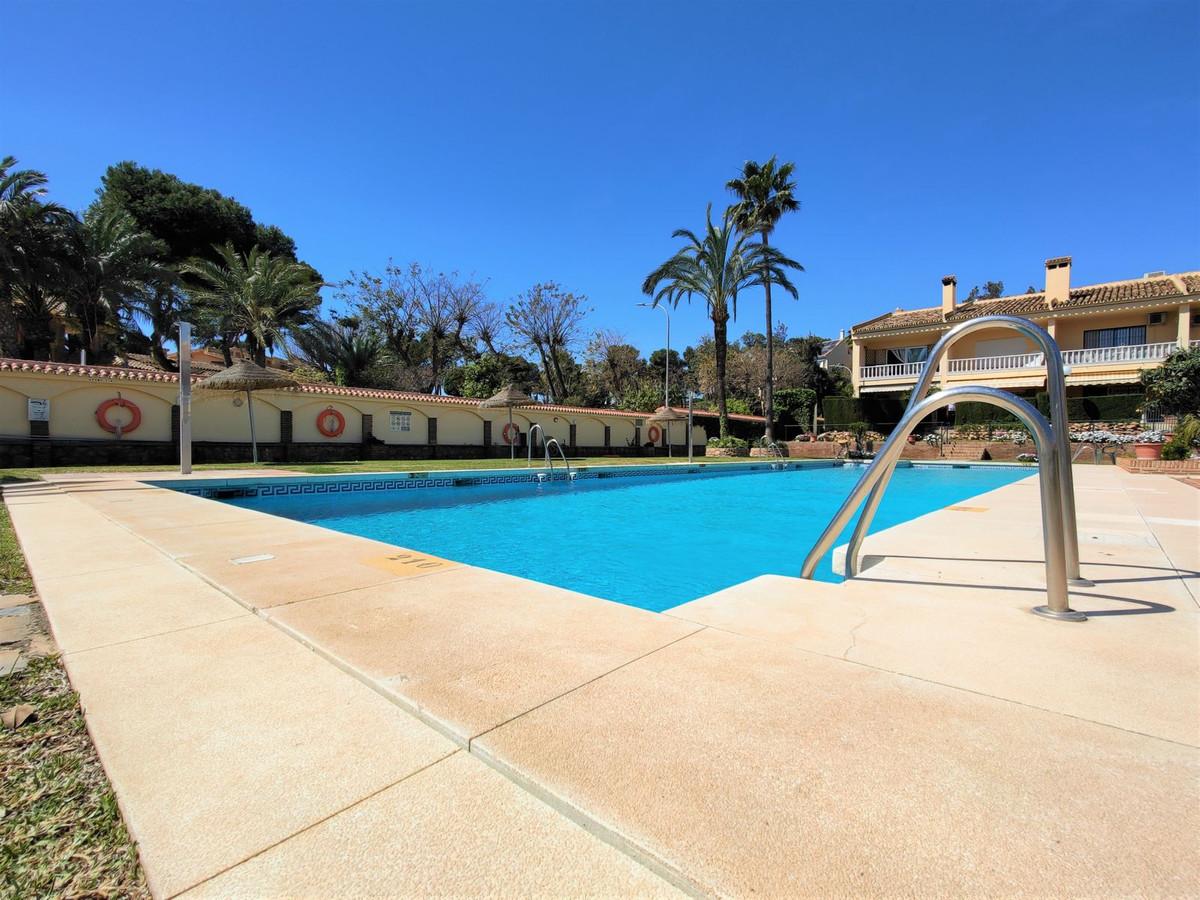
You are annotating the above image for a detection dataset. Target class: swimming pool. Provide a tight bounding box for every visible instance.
[201,462,1032,612]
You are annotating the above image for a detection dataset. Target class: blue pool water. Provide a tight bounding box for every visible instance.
[223,463,1030,612]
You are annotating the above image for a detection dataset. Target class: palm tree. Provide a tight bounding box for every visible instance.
[290,318,387,386]
[63,208,168,360]
[183,243,320,366]
[727,157,802,441]
[0,156,76,358]
[643,205,801,438]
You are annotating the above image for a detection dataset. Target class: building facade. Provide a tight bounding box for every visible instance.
[0,359,756,467]
[849,259,1199,404]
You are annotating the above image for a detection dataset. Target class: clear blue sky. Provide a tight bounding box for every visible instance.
[7,0,1198,357]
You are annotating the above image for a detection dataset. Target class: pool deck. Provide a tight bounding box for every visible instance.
[6,463,1198,897]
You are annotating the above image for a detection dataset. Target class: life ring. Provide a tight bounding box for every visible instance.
[502,422,520,445]
[647,424,662,443]
[316,407,346,438]
[95,397,141,435]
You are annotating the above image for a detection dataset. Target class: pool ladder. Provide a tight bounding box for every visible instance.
[528,425,574,482]
[801,315,1088,622]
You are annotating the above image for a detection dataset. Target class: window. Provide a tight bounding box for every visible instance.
[886,346,930,365]
[389,411,412,432]
[1082,326,1146,349]
[1147,312,1166,326]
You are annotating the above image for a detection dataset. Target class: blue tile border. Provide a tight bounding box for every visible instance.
[145,458,1035,500]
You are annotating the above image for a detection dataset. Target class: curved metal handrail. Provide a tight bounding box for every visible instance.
[799,385,1083,622]
[842,315,1084,584]
[527,424,545,469]
[544,437,571,480]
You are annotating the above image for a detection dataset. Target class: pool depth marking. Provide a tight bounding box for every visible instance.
[363,550,458,577]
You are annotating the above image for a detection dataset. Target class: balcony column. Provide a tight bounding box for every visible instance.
[1045,317,1056,340]
[938,355,949,387]
[851,341,863,396]
[1179,303,1192,349]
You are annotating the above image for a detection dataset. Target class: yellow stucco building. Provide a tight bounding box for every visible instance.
[0,359,745,467]
[849,259,1199,403]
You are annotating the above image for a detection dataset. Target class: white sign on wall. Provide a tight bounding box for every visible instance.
[27,399,49,422]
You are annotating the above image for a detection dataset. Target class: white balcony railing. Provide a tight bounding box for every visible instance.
[860,342,1185,381]
[859,361,927,380]
[1060,342,1177,367]
[948,352,1045,373]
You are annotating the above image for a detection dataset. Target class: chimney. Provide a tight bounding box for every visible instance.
[1044,256,1072,308]
[941,275,957,318]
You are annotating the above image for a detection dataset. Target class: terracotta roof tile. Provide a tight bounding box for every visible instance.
[854,270,1199,336]
[0,358,763,423]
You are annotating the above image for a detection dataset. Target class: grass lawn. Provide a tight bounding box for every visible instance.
[0,454,745,481]
[0,499,148,898]
[0,656,149,899]
[0,503,33,595]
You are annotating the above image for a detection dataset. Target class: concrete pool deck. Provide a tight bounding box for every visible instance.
[5,463,1198,897]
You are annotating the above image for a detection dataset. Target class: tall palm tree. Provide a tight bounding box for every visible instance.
[183,243,320,366]
[63,208,168,360]
[0,156,76,358]
[727,157,802,441]
[643,205,801,438]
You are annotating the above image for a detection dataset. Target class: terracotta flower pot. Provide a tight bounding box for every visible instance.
[1133,442,1163,460]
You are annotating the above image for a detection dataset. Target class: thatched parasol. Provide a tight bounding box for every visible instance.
[198,360,298,464]
[480,383,534,459]
[647,405,687,458]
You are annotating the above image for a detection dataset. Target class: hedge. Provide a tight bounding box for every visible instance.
[955,392,1144,426]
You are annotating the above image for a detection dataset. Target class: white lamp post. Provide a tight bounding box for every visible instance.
[178,321,193,475]
[638,302,671,456]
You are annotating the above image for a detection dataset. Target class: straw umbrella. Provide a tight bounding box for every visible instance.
[480,383,533,459]
[647,405,687,459]
[198,360,298,464]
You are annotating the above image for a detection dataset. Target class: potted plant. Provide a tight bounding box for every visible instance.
[1133,430,1165,460]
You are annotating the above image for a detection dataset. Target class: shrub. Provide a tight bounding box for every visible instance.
[707,436,749,453]
[1161,413,1200,460]
[1141,347,1200,415]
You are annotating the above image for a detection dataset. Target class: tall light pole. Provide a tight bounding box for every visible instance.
[178,321,193,475]
[638,302,670,456]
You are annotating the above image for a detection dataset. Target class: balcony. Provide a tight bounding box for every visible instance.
[860,341,1186,383]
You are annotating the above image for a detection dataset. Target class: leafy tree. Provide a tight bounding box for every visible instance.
[727,157,803,441]
[1141,348,1200,415]
[94,162,319,365]
[773,387,816,430]
[643,205,801,437]
[340,261,491,393]
[182,243,320,365]
[965,280,1005,301]
[584,330,645,403]
[504,282,590,402]
[446,352,540,399]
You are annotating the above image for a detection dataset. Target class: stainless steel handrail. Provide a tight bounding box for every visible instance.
[544,437,571,480]
[527,424,545,469]
[799,385,1084,622]
[842,315,1086,585]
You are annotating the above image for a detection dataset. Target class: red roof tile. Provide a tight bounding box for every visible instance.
[854,270,1199,336]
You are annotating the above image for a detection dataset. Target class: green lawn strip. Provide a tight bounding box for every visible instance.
[0,655,149,899]
[0,504,33,595]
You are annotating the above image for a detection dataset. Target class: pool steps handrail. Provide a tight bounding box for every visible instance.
[841,315,1085,587]
[543,437,572,480]
[800,384,1083,621]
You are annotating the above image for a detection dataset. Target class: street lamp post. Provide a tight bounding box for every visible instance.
[178,321,193,475]
[638,302,671,456]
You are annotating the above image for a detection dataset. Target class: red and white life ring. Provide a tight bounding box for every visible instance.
[96,397,141,435]
[647,424,662,443]
[317,407,346,438]
[502,422,520,445]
